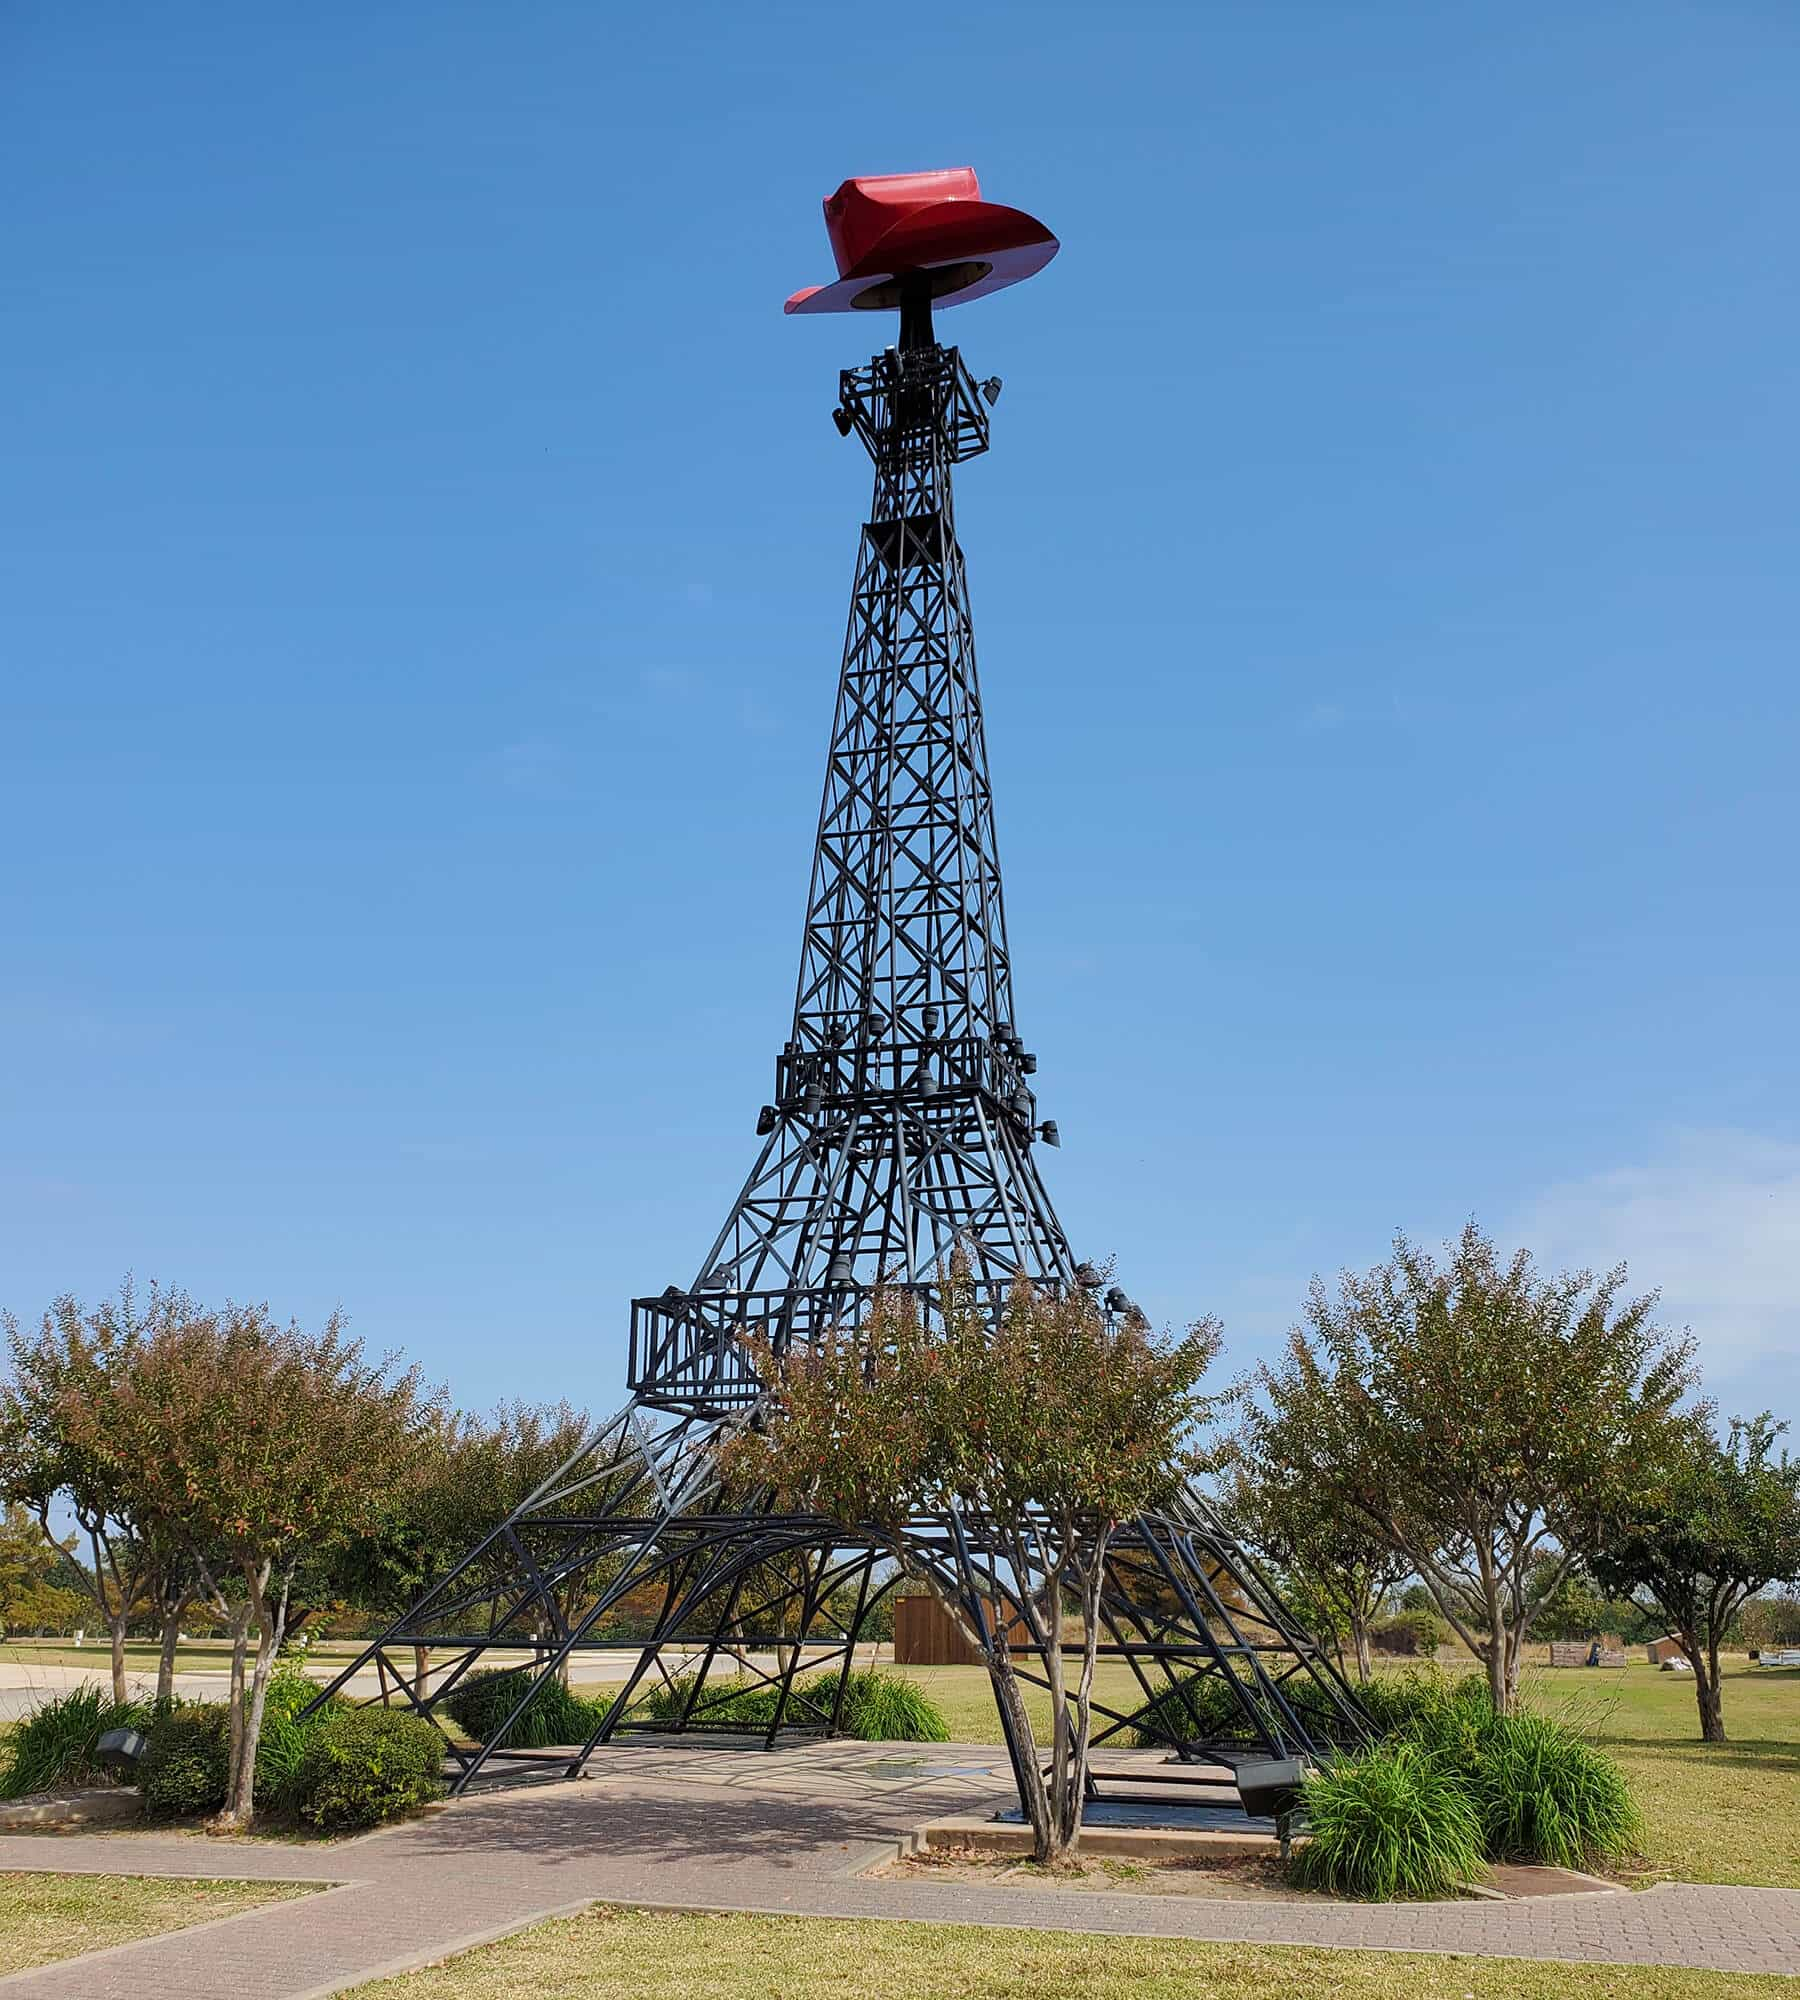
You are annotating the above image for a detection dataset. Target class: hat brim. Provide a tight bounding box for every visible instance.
[785,199,1058,316]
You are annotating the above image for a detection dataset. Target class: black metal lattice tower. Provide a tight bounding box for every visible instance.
[317,284,1365,1807]
[627,316,1070,1417]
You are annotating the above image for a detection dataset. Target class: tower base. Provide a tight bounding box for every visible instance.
[313,1399,1368,1805]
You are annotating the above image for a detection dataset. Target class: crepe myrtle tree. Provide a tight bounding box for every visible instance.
[722,1265,1221,1864]
[1589,1412,1800,1743]
[1215,1446,1411,1684]
[1247,1223,1696,1714]
[330,1397,596,1702]
[0,1282,201,1704]
[63,1303,439,1829]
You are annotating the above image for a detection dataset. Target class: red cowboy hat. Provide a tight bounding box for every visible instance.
[784,168,1058,316]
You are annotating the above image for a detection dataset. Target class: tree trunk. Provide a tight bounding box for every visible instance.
[108,1610,129,1707]
[989,1655,1055,1860]
[222,1564,287,1830]
[1502,1613,1527,1712]
[222,1606,251,1815]
[1349,1611,1373,1684]
[156,1597,190,1708]
[1039,1575,1074,1860]
[1685,1624,1727,1743]
[1484,1620,1508,1713]
[413,1644,433,1703]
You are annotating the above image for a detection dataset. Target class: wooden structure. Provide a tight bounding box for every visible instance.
[893,1593,1028,1667]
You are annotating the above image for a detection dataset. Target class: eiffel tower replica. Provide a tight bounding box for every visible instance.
[321,171,1364,1805]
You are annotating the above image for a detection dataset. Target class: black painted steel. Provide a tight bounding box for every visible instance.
[315,310,1366,1805]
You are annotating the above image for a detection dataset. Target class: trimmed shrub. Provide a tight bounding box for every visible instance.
[140,1706,230,1818]
[138,1667,354,1819]
[0,1684,155,1799]
[1466,1710,1641,1868]
[296,1708,445,1831]
[440,1667,607,1749]
[1290,1740,1487,1901]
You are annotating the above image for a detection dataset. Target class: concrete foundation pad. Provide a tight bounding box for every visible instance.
[0,1786,142,1831]
[911,1814,1278,1860]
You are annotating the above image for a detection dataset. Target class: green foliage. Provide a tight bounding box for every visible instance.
[140,1705,229,1818]
[0,1684,154,1798]
[295,1707,445,1831]
[1589,1412,1800,1740]
[441,1667,607,1749]
[1127,1671,1259,1747]
[1370,1609,1447,1656]
[1353,1666,1492,1740]
[1468,1710,1642,1867]
[137,1668,355,1818]
[1289,1672,1641,1892]
[834,1669,950,1741]
[1128,1667,1359,1750]
[631,1667,949,1742]
[0,1503,86,1636]
[1290,1740,1487,1900]
[1244,1222,1696,1710]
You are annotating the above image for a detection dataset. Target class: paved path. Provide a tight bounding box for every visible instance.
[2,1740,1796,1996]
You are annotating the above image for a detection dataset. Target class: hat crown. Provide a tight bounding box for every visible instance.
[823,169,982,279]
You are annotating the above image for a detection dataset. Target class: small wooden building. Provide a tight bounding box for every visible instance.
[893,1594,1029,1666]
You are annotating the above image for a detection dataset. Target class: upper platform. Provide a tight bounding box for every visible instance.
[785,168,1058,317]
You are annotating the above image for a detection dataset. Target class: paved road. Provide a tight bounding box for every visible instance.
[2,1740,1795,1997]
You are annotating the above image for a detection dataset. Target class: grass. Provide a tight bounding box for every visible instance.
[352,1904,1800,1998]
[0,1871,313,1977]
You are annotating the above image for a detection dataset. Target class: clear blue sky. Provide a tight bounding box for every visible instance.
[4,3,1795,1430]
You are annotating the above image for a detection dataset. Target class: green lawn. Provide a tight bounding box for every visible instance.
[353,1905,1798,1999]
[0,1637,367,1677]
[1519,1658,1800,1889]
[0,1871,313,1977]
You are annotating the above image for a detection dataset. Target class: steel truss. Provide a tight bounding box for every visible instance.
[321,301,1365,1803]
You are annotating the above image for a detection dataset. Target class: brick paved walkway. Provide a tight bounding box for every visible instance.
[2,1740,1796,1996]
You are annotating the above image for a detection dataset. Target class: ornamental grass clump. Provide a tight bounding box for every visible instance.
[440,1666,607,1748]
[1289,1740,1487,1901]
[631,1668,948,1742]
[0,1684,155,1798]
[832,1669,949,1742]
[1354,1665,1491,1742]
[1467,1709,1641,1869]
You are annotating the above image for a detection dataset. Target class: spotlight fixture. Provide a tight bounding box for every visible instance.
[803,1081,824,1116]
[827,1253,853,1287]
[701,1266,732,1292]
[1104,1285,1131,1316]
[979,375,1003,406]
[1074,1260,1102,1289]
[1020,1051,1037,1074]
[1038,1119,1060,1148]
[755,1104,778,1136]
[831,405,854,437]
